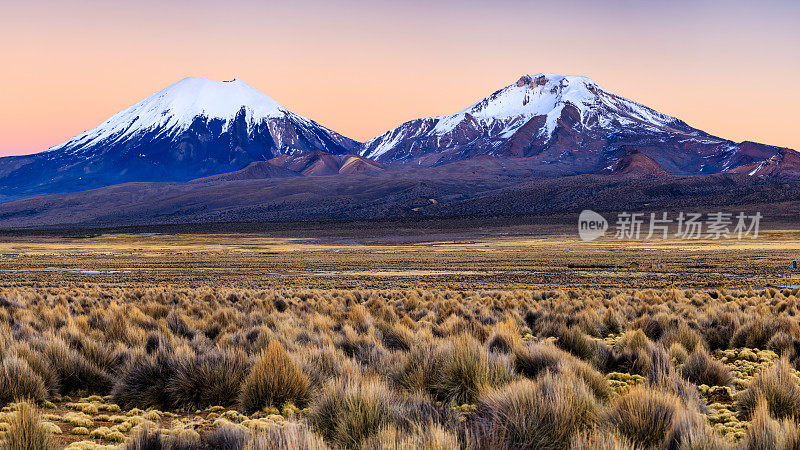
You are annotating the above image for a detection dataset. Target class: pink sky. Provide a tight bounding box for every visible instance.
[1,0,798,156]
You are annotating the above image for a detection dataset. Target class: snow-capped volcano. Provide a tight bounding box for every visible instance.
[379,73,678,158]
[360,73,784,176]
[48,77,290,154]
[0,72,795,204]
[49,76,356,157]
[0,77,359,199]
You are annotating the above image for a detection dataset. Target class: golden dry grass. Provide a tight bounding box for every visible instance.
[0,232,800,448]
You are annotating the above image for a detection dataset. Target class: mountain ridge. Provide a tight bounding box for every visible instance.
[0,73,797,206]
[359,73,791,177]
[0,77,360,201]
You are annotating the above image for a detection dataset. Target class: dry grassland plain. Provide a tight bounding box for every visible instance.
[1,228,800,449]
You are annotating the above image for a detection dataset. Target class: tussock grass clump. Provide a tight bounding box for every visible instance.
[0,357,48,403]
[310,378,402,448]
[112,351,176,410]
[648,345,706,410]
[767,331,799,358]
[486,320,521,354]
[739,398,800,450]
[513,342,611,400]
[604,386,683,448]
[553,325,601,365]
[1,401,56,450]
[702,309,740,351]
[360,423,458,450]
[569,427,637,450]
[299,345,351,390]
[202,422,250,449]
[477,372,600,449]
[663,409,727,450]
[239,341,310,413]
[736,358,800,420]
[248,421,329,450]
[660,323,705,355]
[680,347,732,387]
[123,424,163,450]
[390,343,442,394]
[430,334,512,404]
[731,318,779,350]
[607,330,652,376]
[42,338,113,395]
[375,322,412,352]
[9,343,59,397]
[512,342,561,379]
[616,329,651,353]
[168,348,250,410]
[9,283,800,448]
[669,343,689,365]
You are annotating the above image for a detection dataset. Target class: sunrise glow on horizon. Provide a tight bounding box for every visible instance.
[2,0,799,157]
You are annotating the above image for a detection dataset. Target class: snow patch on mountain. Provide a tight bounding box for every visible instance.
[362,73,688,160]
[47,77,299,154]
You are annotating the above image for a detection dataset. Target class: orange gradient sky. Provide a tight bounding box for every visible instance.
[1,0,798,156]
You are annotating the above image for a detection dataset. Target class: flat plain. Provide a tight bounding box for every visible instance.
[2,227,800,449]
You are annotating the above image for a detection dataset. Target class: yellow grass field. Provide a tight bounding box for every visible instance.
[2,231,800,449]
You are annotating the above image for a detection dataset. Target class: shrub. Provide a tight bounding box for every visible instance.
[604,386,683,448]
[310,378,401,448]
[680,347,732,387]
[736,358,800,420]
[0,357,48,404]
[239,341,309,413]
[1,401,55,450]
[168,348,250,410]
[477,372,600,449]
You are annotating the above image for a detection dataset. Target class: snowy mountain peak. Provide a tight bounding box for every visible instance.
[48,77,292,153]
[361,72,711,163]
[432,73,677,135]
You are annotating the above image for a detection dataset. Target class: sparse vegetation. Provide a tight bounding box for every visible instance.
[1,401,56,450]
[2,233,800,448]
